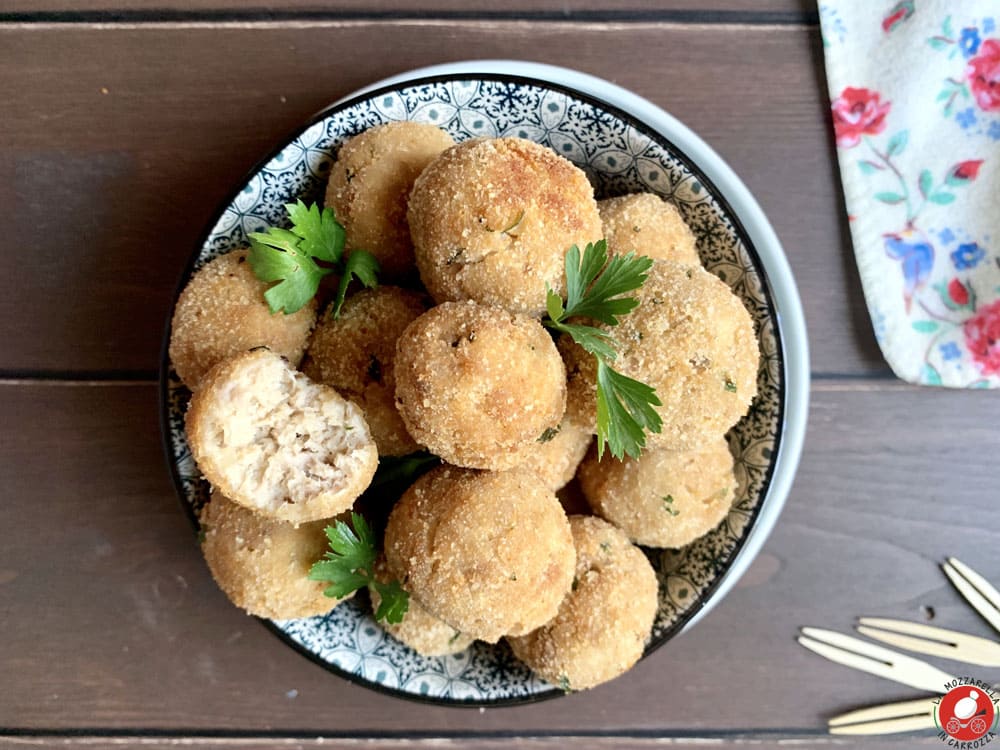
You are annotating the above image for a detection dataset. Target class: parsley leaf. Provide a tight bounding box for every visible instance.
[596,361,662,460]
[307,512,409,624]
[247,200,379,317]
[333,249,381,318]
[552,240,653,326]
[371,579,409,623]
[544,241,662,461]
[550,320,618,362]
[286,199,344,263]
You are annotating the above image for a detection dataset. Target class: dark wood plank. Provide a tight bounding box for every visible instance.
[2,1,815,18]
[0,737,944,749]
[0,23,885,378]
[2,381,995,733]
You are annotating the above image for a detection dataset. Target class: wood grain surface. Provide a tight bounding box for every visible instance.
[0,21,884,378]
[3,4,995,748]
[2,1,815,19]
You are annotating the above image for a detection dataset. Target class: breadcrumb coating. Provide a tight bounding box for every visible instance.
[304,287,428,456]
[169,249,315,391]
[326,121,455,277]
[383,466,576,643]
[578,437,737,548]
[598,193,700,267]
[407,137,603,315]
[199,491,351,619]
[561,260,759,450]
[394,301,566,470]
[517,419,592,491]
[507,516,657,690]
[369,557,474,656]
[186,349,378,525]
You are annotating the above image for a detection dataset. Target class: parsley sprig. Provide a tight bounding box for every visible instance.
[248,200,379,317]
[545,241,662,460]
[308,512,408,624]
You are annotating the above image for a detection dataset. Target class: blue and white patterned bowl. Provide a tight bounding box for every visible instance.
[161,61,809,706]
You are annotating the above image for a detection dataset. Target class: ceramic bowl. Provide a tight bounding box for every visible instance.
[161,61,809,706]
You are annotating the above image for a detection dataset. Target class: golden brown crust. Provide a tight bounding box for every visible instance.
[407,137,603,315]
[185,349,378,524]
[169,249,316,391]
[598,193,700,266]
[306,287,429,456]
[369,558,474,656]
[562,261,759,450]
[199,491,351,619]
[394,301,566,470]
[578,437,737,548]
[326,121,455,277]
[383,466,576,644]
[507,516,657,690]
[517,419,592,491]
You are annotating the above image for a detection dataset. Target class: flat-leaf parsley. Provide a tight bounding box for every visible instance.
[248,200,379,316]
[308,512,408,624]
[544,241,662,460]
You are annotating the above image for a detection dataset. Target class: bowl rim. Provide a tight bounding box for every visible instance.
[158,61,810,707]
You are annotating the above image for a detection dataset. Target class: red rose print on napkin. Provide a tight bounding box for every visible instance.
[967,39,1000,111]
[831,87,892,148]
[964,299,1000,376]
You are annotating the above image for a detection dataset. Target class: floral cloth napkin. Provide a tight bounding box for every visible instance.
[820,1,1000,387]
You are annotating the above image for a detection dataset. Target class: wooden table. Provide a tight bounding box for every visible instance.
[2,1,998,747]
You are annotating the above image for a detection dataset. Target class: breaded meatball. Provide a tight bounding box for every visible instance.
[384,466,576,643]
[578,437,737,548]
[408,137,603,315]
[325,121,455,277]
[304,287,428,456]
[199,491,350,619]
[169,249,316,391]
[369,558,474,657]
[562,261,759,450]
[559,335,598,434]
[186,349,378,525]
[598,193,700,266]
[518,419,592,491]
[507,516,657,691]
[394,301,566,470]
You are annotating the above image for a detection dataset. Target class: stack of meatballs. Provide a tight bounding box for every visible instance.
[169,121,760,691]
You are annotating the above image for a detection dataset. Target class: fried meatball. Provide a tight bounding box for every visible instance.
[578,437,737,548]
[518,419,592,491]
[394,301,566,470]
[384,466,576,643]
[369,558,474,657]
[199,491,350,619]
[186,349,378,525]
[169,249,316,391]
[562,261,759,450]
[304,287,428,456]
[325,121,455,277]
[598,193,700,267]
[507,516,657,691]
[408,137,603,315]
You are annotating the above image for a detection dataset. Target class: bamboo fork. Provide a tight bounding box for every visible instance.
[943,557,1000,635]
[798,557,1000,735]
[854,557,1000,667]
[797,627,958,693]
[857,617,1000,667]
[828,697,937,736]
